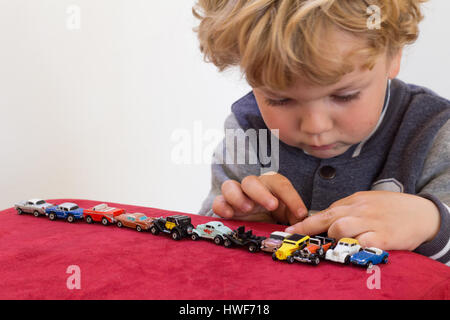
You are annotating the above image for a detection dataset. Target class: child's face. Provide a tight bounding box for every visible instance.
[253,41,402,159]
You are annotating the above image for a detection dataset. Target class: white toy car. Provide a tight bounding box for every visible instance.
[325,238,362,264]
[14,199,54,217]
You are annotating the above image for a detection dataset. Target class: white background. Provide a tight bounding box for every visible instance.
[0,0,449,213]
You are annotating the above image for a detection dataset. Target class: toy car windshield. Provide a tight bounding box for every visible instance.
[364,249,376,254]
[36,200,46,205]
[139,216,148,221]
[70,205,79,210]
[270,234,285,241]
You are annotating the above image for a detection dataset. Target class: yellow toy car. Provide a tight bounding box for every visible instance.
[273,234,310,263]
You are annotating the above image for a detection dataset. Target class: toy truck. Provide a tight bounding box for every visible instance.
[292,236,336,265]
[222,226,266,253]
[149,215,194,240]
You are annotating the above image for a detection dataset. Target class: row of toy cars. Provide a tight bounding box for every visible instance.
[14,199,388,268]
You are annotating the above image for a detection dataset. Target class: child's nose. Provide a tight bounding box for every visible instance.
[299,109,333,136]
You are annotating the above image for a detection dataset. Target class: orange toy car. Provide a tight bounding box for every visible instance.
[115,213,155,232]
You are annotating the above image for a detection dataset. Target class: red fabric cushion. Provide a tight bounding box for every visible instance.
[1,199,449,300]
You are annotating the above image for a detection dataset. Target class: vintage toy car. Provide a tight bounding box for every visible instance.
[350,247,389,268]
[83,203,125,225]
[325,238,362,264]
[222,226,266,253]
[260,231,292,253]
[190,221,233,244]
[150,215,194,240]
[116,213,155,232]
[45,202,84,223]
[292,236,336,265]
[273,233,310,263]
[14,199,54,217]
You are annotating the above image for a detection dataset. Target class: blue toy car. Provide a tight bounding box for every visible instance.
[45,202,84,223]
[350,247,389,268]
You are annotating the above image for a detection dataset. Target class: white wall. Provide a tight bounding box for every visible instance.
[0,0,449,213]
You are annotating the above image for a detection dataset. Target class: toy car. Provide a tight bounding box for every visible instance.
[292,236,336,265]
[325,238,362,264]
[116,213,155,232]
[350,247,389,268]
[273,233,310,263]
[83,203,126,225]
[45,202,84,223]
[260,231,292,253]
[14,199,54,217]
[150,215,194,240]
[222,226,266,253]
[190,221,233,244]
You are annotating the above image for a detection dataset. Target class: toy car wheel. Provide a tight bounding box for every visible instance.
[33,211,40,217]
[366,261,374,269]
[312,257,320,265]
[171,230,181,240]
[16,208,23,215]
[49,213,56,221]
[150,226,159,235]
[67,215,75,223]
[272,253,278,261]
[224,239,232,248]
[117,221,123,228]
[136,225,143,232]
[287,256,295,264]
[248,243,258,253]
[318,248,324,257]
[85,216,93,224]
[191,233,199,241]
[101,218,109,226]
[344,255,351,265]
[213,236,223,245]
[382,256,388,264]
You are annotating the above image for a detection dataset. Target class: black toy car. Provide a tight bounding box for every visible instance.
[223,226,266,253]
[150,215,194,240]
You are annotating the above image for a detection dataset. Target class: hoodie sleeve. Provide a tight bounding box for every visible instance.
[198,113,262,217]
[415,120,450,265]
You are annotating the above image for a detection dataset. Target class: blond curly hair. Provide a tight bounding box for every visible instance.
[193,0,427,90]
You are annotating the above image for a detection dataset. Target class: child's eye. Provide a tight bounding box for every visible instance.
[265,98,291,106]
[331,92,361,103]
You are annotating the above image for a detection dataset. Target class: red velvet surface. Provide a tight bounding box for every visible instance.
[1,199,449,300]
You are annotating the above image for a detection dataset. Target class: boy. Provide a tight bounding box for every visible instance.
[193,0,450,264]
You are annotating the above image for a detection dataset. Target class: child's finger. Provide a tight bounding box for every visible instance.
[259,173,308,219]
[327,216,373,240]
[212,195,235,218]
[356,232,388,250]
[221,179,256,213]
[240,175,279,211]
[284,205,350,235]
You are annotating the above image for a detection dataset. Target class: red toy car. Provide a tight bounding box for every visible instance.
[83,203,125,225]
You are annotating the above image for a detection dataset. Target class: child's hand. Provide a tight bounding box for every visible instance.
[212,172,308,225]
[285,191,441,251]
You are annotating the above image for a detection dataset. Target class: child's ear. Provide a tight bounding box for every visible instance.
[387,48,403,80]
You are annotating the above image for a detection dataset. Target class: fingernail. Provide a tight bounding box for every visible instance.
[285,227,294,233]
[267,199,277,210]
[241,202,252,212]
[297,208,306,217]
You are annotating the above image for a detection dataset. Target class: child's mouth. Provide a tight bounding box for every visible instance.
[307,143,337,151]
